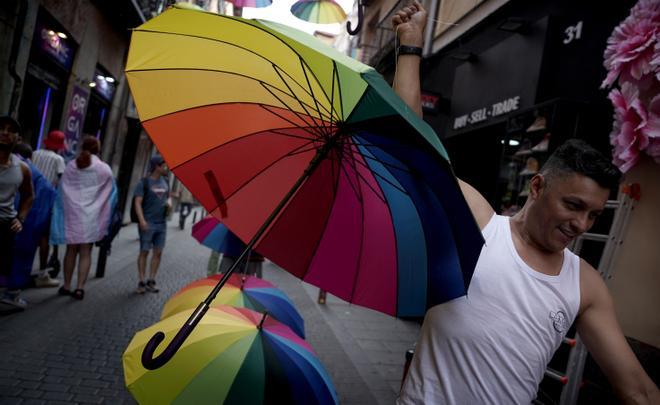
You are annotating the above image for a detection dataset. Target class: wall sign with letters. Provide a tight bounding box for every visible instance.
[453,96,521,130]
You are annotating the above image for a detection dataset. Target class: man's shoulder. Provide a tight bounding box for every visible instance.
[577,258,608,314]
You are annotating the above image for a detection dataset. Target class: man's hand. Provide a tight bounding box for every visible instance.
[139,220,149,232]
[10,218,23,233]
[392,1,427,47]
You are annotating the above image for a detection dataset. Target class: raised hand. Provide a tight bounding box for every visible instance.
[391,1,427,47]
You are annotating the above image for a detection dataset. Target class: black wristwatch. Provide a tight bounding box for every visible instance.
[398,45,423,57]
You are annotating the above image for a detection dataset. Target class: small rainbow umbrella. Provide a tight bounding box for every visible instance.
[162,274,306,339]
[123,306,336,404]
[290,0,347,24]
[192,215,248,258]
[230,0,272,8]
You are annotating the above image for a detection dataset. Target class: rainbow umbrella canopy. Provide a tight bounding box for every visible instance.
[162,274,306,339]
[125,6,483,320]
[123,306,336,404]
[290,0,347,24]
[192,215,248,257]
[230,0,272,8]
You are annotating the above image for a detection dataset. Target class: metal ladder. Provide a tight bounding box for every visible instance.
[541,183,640,405]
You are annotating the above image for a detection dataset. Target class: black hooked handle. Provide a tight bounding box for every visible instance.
[141,302,209,370]
[347,0,363,35]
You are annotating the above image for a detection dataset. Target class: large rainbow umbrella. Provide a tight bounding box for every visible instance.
[123,306,336,404]
[290,0,347,24]
[162,274,306,339]
[126,6,483,367]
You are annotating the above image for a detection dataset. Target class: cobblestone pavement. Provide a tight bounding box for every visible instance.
[0,213,420,404]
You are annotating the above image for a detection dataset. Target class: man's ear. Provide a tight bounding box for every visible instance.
[529,174,546,200]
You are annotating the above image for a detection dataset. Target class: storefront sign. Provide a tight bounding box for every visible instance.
[453,96,520,130]
[35,21,75,70]
[63,85,89,160]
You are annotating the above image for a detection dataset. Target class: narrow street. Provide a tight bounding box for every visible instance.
[0,212,420,404]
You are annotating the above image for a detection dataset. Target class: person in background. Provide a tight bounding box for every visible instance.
[10,143,57,290]
[32,130,66,282]
[392,3,659,404]
[50,136,116,300]
[174,183,195,230]
[134,155,171,294]
[0,116,34,310]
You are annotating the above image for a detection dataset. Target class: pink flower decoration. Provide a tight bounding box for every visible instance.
[646,138,660,163]
[643,94,660,163]
[608,83,650,172]
[652,41,660,82]
[602,0,660,88]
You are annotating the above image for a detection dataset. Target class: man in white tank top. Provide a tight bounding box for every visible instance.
[391,3,659,403]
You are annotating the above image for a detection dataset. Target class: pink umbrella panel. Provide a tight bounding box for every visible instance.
[230,0,272,8]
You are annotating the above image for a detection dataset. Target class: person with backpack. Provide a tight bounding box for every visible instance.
[133,155,171,294]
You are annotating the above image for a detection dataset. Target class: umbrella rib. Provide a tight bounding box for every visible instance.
[270,128,324,142]
[348,169,366,304]
[170,125,317,171]
[344,150,409,197]
[349,137,421,175]
[130,28,337,118]
[284,144,324,158]
[331,141,397,204]
[205,138,319,212]
[336,148,363,204]
[333,61,345,122]
[297,59,337,131]
[260,80,334,123]
[271,64,327,134]
[329,61,336,132]
[259,86,327,140]
[345,145,388,206]
[128,66,332,122]
[258,104,324,140]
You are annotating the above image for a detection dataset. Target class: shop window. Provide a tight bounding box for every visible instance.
[497,105,554,216]
[83,65,116,142]
[18,8,76,149]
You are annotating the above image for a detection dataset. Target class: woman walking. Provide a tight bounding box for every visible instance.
[50,136,116,300]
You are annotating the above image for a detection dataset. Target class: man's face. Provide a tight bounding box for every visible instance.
[0,122,19,149]
[530,173,610,252]
[157,162,168,176]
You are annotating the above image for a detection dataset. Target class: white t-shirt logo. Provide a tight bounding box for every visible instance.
[549,310,569,333]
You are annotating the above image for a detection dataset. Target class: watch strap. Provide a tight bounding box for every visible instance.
[398,45,423,56]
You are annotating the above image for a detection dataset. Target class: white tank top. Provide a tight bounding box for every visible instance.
[399,214,581,404]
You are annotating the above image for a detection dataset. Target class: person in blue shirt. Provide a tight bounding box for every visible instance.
[133,155,171,294]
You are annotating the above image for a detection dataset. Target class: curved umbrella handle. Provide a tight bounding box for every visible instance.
[141,302,209,370]
[347,0,363,35]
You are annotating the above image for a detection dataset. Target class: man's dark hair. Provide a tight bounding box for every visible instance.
[13,142,32,160]
[540,139,621,191]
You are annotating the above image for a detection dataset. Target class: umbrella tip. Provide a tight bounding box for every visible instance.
[257,312,268,330]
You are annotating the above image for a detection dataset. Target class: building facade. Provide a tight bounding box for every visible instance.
[0,0,167,220]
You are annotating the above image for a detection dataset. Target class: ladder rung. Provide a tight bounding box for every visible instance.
[577,233,609,243]
[545,368,569,385]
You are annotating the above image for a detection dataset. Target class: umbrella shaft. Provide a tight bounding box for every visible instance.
[204,135,340,305]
